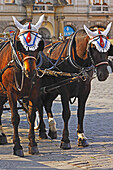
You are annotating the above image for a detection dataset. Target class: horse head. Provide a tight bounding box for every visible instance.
[84,22,112,81]
[12,15,44,78]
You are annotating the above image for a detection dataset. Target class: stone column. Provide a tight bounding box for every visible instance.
[22,0,35,19]
[54,0,67,40]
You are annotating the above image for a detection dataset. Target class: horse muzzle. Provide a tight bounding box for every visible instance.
[23,56,37,78]
[96,64,109,81]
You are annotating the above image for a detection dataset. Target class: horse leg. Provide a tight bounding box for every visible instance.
[37,101,48,139]
[0,95,7,144]
[77,82,91,147]
[60,94,71,149]
[27,100,39,155]
[44,93,57,139]
[8,94,24,157]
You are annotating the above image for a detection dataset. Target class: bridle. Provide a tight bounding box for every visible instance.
[68,32,110,73]
[9,30,42,91]
[87,34,109,68]
[22,56,37,62]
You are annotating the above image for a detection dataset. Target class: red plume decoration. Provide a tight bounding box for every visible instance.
[26,22,31,43]
[98,29,104,48]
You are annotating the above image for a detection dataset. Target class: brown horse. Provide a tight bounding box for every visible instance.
[36,22,112,149]
[0,15,44,156]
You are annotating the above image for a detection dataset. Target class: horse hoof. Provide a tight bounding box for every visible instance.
[48,130,57,139]
[60,142,71,150]
[0,133,7,145]
[39,133,48,140]
[29,146,39,155]
[13,149,24,157]
[78,139,89,147]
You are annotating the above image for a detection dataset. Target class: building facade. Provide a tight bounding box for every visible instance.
[0,0,113,42]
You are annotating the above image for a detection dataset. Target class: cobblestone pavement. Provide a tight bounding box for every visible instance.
[1,74,113,170]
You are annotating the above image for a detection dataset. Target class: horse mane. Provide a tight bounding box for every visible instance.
[75,29,89,60]
[75,29,88,43]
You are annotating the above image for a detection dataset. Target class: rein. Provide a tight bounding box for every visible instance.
[68,32,94,72]
[10,40,23,70]
[40,73,88,94]
[10,39,25,91]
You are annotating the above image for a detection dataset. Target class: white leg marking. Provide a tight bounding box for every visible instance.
[34,111,39,130]
[77,133,87,140]
[49,117,57,132]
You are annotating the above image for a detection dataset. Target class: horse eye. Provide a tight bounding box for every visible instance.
[91,44,96,48]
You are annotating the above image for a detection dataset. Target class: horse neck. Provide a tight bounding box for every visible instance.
[70,33,92,67]
[75,34,89,60]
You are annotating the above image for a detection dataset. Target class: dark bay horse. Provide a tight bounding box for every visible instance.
[0,15,44,156]
[37,22,112,149]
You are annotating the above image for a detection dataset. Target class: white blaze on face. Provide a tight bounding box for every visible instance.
[12,15,45,51]
[84,22,112,52]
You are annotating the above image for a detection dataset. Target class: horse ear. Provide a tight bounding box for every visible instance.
[103,22,112,36]
[84,25,97,38]
[12,16,23,30]
[38,40,44,51]
[35,14,45,32]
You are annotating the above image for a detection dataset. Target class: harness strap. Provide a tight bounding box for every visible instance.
[10,40,23,70]
[38,68,81,77]
[23,56,37,62]
[40,75,85,94]
[95,61,108,67]
[0,40,10,52]
[47,41,62,56]
[47,39,69,70]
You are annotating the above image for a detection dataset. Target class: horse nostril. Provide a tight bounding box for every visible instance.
[98,71,108,81]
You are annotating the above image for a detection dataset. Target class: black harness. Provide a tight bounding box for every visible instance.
[38,31,109,94]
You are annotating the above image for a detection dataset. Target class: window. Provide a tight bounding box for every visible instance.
[5,0,15,3]
[35,0,44,3]
[89,0,108,5]
[66,0,74,5]
[89,0,108,12]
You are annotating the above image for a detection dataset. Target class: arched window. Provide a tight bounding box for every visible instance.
[39,27,51,45]
[3,25,17,37]
[39,27,51,39]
